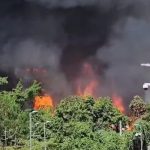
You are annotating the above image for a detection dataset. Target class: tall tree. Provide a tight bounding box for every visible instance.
[129,96,146,118]
[93,97,128,130]
[0,77,41,145]
[56,96,94,122]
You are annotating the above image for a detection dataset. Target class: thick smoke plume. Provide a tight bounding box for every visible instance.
[97,17,150,101]
[0,0,150,107]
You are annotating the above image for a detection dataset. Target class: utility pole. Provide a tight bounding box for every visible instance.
[140,63,150,149]
[29,112,32,150]
[119,120,122,136]
[44,121,50,150]
[141,63,150,103]
[29,111,38,150]
[4,128,7,149]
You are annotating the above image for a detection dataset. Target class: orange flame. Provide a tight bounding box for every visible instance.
[76,63,98,97]
[77,80,97,97]
[34,94,53,110]
[112,93,125,113]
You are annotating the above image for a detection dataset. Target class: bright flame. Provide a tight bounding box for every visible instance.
[77,80,97,97]
[34,94,53,110]
[76,63,98,97]
[112,93,125,113]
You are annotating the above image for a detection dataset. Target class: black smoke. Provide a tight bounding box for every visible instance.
[0,0,149,109]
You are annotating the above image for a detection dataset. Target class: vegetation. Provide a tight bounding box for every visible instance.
[0,77,41,147]
[0,77,150,150]
[129,96,146,117]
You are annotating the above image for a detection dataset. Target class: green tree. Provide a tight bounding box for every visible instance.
[0,77,41,145]
[93,97,128,130]
[129,96,146,117]
[45,96,129,150]
[56,96,94,123]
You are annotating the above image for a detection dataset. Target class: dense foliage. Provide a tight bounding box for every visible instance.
[129,96,146,117]
[0,77,41,146]
[0,77,150,150]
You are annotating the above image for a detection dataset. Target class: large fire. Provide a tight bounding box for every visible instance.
[76,63,98,97]
[77,80,97,97]
[31,63,125,113]
[76,62,125,113]
[112,93,125,113]
[34,94,53,110]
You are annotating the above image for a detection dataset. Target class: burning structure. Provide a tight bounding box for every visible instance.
[0,0,150,111]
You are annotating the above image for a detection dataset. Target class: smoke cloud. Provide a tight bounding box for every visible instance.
[97,17,150,100]
[0,0,150,106]
[26,0,99,8]
[1,40,61,68]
